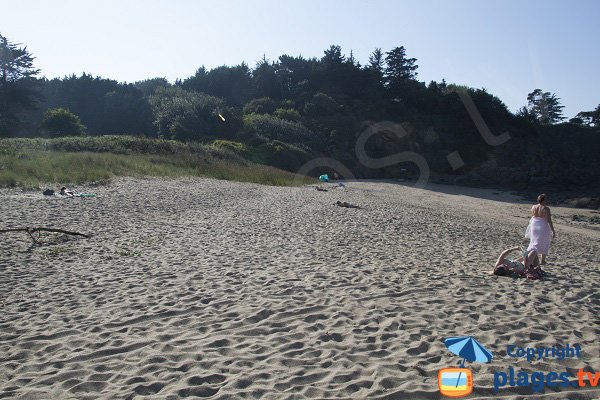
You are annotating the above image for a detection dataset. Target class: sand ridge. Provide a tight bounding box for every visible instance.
[1,178,599,399]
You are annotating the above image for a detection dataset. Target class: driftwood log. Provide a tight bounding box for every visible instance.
[0,227,90,244]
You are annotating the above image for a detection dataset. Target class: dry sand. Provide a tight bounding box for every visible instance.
[1,178,598,399]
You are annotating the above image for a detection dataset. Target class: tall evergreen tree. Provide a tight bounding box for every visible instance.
[204,63,253,106]
[368,48,385,73]
[181,66,209,93]
[320,45,359,98]
[253,56,280,99]
[322,45,345,66]
[384,46,418,85]
[347,50,357,67]
[0,34,41,136]
[277,55,316,88]
[526,89,565,124]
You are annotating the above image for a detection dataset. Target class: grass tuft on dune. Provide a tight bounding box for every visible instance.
[0,137,315,188]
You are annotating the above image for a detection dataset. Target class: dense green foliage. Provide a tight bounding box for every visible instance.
[148,87,238,141]
[41,108,86,137]
[3,32,599,188]
[572,104,600,127]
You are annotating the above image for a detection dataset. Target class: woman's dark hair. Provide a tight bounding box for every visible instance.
[537,193,546,204]
[493,265,508,276]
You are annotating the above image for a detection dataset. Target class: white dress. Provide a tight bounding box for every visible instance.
[524,216,553,255]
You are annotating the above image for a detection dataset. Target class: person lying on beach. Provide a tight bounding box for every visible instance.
[59,187,75,197]
[315,186,328,192]
[334,201,360,209]
[491,246,539,277]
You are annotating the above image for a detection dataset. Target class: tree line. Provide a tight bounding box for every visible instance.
[1,33,599,185]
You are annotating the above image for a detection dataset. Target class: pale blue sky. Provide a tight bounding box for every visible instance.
[2,0,598,117]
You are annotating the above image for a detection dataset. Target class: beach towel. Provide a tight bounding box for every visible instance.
[524,216,552,255]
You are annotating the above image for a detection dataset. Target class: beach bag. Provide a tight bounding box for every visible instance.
[524,265,545,280]
[43,189,55,196]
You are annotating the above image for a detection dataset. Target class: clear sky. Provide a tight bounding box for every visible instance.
[2,0,598,118]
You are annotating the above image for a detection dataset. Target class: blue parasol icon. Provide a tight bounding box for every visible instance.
[444,336,492,388]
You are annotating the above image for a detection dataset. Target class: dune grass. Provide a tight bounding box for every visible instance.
[0,137,314,188]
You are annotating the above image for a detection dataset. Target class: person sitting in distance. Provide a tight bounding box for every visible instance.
[334,200,360,209]
[59,186,75,197]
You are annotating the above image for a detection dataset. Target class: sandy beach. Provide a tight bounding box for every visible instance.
[1,178,598,399]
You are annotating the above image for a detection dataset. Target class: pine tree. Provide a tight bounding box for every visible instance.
[526,89,565,124]
[368,48,385,73]
[0,33,41,136]
[384,46,418,86]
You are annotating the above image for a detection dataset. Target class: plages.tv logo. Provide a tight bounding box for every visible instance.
[438,336,493,398]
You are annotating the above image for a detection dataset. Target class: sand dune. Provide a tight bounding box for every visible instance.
[1,178,598,399]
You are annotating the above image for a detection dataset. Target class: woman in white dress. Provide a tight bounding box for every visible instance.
[525,194,556,265]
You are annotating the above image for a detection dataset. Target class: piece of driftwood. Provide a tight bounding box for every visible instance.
[0,227,90,244]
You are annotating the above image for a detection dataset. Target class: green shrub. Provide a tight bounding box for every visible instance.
[303,92,340,116]
[209,139,248,155]
[247,140,311,172]
[41,108,87,137]
[274,108,301,122]
[243,114,314,144]
[243,97,276,115]
[148,87,234,140]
